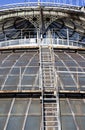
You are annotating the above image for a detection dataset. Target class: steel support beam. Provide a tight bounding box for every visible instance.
[40,7,45,38]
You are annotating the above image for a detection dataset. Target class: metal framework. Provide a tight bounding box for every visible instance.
[0,2,85,130]
[39,44,61,130]
[0,2,85,43]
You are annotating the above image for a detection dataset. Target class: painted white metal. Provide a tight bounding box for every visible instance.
[40,45,61,130]
[0,38,84,48]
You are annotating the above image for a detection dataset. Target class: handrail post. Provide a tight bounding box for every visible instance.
[67,28,69,46]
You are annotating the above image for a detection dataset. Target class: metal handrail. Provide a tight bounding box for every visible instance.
[0,38,84,48]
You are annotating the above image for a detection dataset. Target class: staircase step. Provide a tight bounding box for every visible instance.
[44,98,56,101]
[44,121,58,122]
[44,126,58,127]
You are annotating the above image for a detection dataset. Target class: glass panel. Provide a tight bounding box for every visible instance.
[78,62,85,67]
[60,75,76,87]
[60,74,76,90]
[0,99,12,114]
[58,67,67,71]
[0,76,6,86]
[5,76,19,85]
[61,116,76,130]
[3,85,18,90]
[1,61,15,67]
[24,67,39,74]
[76,116,85,130]
[29,100,41,115]
[7,53,21,60]
[79,77,85,87]
[11,68,20,75]
[6,116,24,130]
[0,54,9,62]
[0,68,10,75]
[0,116,7,130]
[55,61,64,66]
[60,99,71,114]
[70,99,85,114]
[65,61,77,67]
[25,116,41,130]
[29,61,39,66]
[11,99,29,115]
[21,76,35,85]
[15,61,28,66]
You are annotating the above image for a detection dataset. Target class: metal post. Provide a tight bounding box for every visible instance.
[37,29,40,45]
[21,29,22,39]
[20,67,21,90]
[18,67,21,91]
[67,28,69,46]
[76,67,79,91]
[37,29,38,45]
[5,34,7,41]
[5,34,7,46]
[57,38,59,45]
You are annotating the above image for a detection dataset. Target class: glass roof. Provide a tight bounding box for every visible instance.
[0,97,85,130]
[0,49,84,91]
[60,98,85,130]
[54,50,85,91]
[0,47,84,130]
[0,98,41,130]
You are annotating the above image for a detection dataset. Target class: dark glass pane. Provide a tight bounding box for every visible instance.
[24,67,39,74]
[11,99,29,115]
[60,75,76,87]
[76,116,85,130]
[0,99,12,114]
[7,116,24,130]
[70,99,85,114]
[25,116,41,130]
[21,76,35,85]
[11,68,20,75]
[1,61,15,67]
[61,116,76,130]
[5,76,19,85]
[60,99,71,114]
[0,116,7,130]
[29,100,41,114]
[0,76,6,86]
[0,68,10,75]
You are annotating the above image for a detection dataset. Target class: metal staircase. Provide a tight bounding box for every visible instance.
[40,46,61,130]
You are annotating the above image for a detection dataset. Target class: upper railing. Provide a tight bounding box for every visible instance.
[0,29,85,48]
[0,0,84,11]
[0,38,85,48]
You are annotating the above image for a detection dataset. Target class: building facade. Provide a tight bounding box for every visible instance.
[0,1,85,130]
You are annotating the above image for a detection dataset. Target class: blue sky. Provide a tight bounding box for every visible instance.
[0,0,24,5]
[0,0,84,6]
